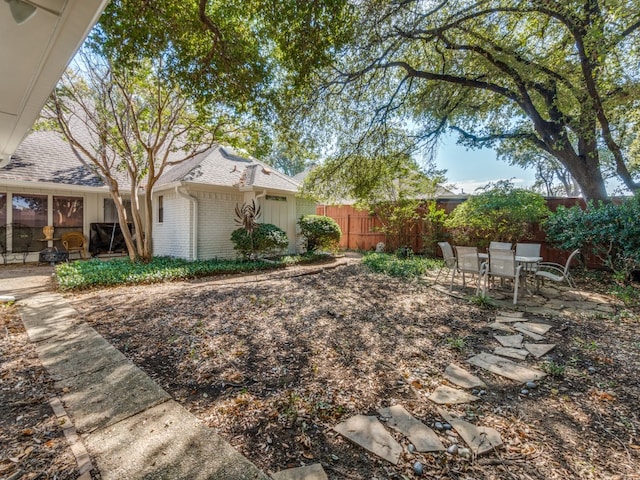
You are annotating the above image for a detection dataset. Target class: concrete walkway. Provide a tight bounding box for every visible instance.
[0,264,270,480]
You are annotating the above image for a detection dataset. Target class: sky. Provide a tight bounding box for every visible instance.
[434,133,536,195]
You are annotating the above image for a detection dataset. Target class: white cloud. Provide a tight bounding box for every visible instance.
[447,177,528,195]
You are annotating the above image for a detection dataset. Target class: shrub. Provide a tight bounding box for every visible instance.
[55,254,336,290]
[55,256,281,290]
[231,223,289,259]
[362,252,440,278]
[444,180,549,247]
[421,200,449,256]
[298,215,342,252]
[544,196,640,280]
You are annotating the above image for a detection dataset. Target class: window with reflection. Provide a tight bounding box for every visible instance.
[0,194,6,253]
[12,194,47,252]
[53,196,84,242]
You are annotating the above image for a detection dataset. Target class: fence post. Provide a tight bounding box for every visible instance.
[347,214,351,250]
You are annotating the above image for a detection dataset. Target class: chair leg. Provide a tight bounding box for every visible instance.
[513,277,520,305]
[434,266,443,284]
[450,269,456,291]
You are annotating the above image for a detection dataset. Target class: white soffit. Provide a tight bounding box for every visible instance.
[0,0,109,167]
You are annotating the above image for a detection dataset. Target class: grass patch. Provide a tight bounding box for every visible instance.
[362,252,441,278]
[609,284,640,308]
[56,253,330,290]
[541,360,566,378]
[446,336,467,351]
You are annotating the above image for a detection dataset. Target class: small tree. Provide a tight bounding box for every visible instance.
[298,215,341,253]
[231,223,288,260]
[45,51,223,262]
[445,181,549,247]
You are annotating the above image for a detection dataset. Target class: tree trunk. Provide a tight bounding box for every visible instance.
[555,148,608,201]
[108,189,138,262]
[142,187,154,262]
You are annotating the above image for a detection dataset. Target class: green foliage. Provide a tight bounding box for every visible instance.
[444,181,549,247]
[55,255,326,290]
[362,252,440,278]
[421,201,449,257]
[372,199,423,252]
[285,0,640,200]
[297,215,342,253]
[469,294,497,309]
[609,284,640,308]
[544,197,640,279]
[541,361,566,378]
[230,223,289,260]
[446,336,467,352]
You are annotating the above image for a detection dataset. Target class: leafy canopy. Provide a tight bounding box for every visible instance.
[282,0,640,200]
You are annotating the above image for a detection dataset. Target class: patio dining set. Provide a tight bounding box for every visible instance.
[436,241,580,305]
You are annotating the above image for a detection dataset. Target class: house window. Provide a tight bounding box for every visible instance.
[0,194,6,253]
[0,194,5,225]
[158,195,164,223]
[12,194,47,252]
[104,198,132,223]
[53,196,84,240]
[266,195,287,202]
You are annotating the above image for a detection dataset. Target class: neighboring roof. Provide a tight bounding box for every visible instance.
[158,146,301,193]
[0,130,104,188]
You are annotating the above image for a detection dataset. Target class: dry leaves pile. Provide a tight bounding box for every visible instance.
[3,261,639,479]
[66,264,640,479]
[0,302,79,480]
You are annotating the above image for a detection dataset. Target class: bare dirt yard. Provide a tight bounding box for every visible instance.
[3,261,640,479]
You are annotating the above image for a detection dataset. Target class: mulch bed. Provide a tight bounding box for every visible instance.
[67,263,640,479]
[3,262,640,479]
[0,303,80,480]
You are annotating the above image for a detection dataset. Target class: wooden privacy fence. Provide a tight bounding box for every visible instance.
[316,197,597,267]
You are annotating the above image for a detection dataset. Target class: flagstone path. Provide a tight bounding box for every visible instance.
[331,310,560,465]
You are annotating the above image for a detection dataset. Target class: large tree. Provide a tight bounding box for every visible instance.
[291,0,640,200]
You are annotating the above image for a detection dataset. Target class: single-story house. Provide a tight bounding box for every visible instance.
[0,129,315,263]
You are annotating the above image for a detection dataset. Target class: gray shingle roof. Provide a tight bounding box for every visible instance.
[1,130,104,187]
[2,131,301,194]
[158,146,301,193]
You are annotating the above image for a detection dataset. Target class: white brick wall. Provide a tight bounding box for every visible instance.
[152,188,306,260]
[196,190,243,260]
[153,192,193,259]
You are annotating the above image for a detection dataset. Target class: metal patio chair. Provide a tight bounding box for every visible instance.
[482,248,525,305]
[435,241,457,285]
[535,249,580,291]
[516,242,542,273]
[489,241,513,250]
[453,246,484,292]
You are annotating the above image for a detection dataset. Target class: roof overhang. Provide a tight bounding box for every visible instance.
[0,0,109,168]
[0,177,109,193]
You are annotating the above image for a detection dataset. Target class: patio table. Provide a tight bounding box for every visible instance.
[478,253,542,267]
[478,253,542,295]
